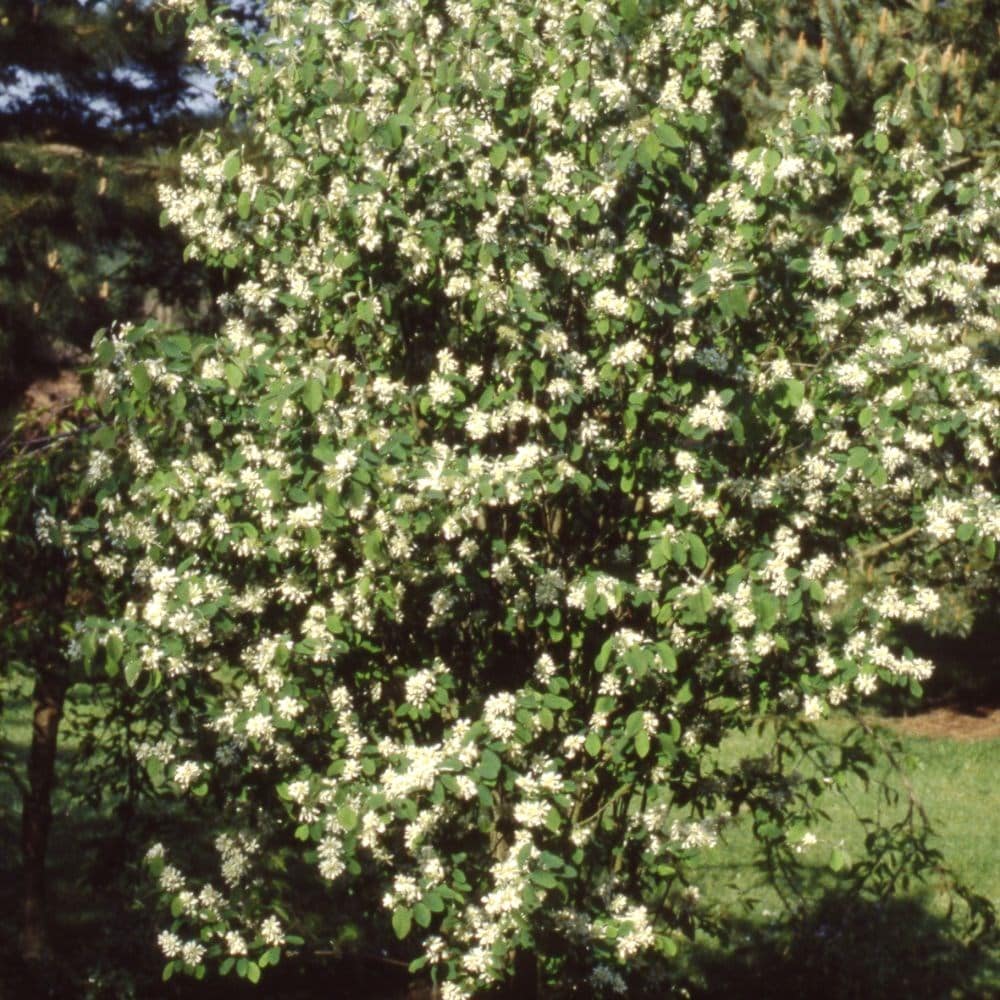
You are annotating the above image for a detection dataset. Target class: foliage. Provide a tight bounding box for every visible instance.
[736,0,1000,646]
[0,140,212,383]
[0,0,197,140]
[69,0,998,995]
[0,401,86,766]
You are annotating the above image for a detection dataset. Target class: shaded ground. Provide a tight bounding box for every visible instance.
[19,367,82,417]
[685,890,1000,1000]
[1,364,82,427]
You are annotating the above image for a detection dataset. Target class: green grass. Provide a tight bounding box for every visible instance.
[1,702,998,998]
[691,719,1000,906]
[678,719,1000,998]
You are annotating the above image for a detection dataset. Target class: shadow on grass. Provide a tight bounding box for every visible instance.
[1,723,996,999]
[0,804,420,999]
[682,889,1000,1000]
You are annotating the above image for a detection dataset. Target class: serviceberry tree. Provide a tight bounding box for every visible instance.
[73,0,997,995]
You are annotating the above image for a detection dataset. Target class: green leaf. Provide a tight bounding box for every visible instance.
[392,908,412,939]
[480,748,502,780]
[246,962,261,984]
[225,363,244,391]
[719,287,749,319]
[131,364,151,397]
[530,870,558,889]
[687,533,707,570]
[635,731,650,759]
[106,633,123,664]
[237,191,252,219]
[637,132,661,169]
[853,185,871,206]
[847,446,869,469]
[337,804,358,831]
[650,540,669,570]
[303,378,324,414]
[659,935,679,957]
[386,116,403,148]
[223,152,241,181]
[618,0,638,21]
[490,145,507,169]
[874,133,889,154]
[625,710,645,737]
[584,731,602,757]
[655,123,684,148]
[146,757,165,786]
[413,902,432,927]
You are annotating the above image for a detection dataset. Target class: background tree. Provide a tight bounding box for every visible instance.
[741,0,999,147]
[0,399,92,963]
[0,0,225,390]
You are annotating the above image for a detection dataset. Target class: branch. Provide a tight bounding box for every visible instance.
[853,524,921,563]
[0,423,96,462]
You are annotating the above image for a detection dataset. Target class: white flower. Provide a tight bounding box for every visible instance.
[181,940,206,966]
[802,695,825,721]
[513,800,548,828]
[225,931,248,956]
[173,760,201,791]
[688,390,728,432]
[260,916,284,947]
[246,714,275,742]
[157,931,182,958]
[593,288,630,318]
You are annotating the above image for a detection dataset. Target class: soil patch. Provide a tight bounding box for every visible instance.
[886,705,1000,742]
[19,368,82,423]
[2,367,84,445]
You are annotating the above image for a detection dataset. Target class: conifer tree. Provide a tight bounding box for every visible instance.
[0,0,220,386]
[741,1,998,150]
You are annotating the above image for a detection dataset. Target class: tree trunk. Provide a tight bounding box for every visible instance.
[508,950,539,1000]
[20,669,67,963]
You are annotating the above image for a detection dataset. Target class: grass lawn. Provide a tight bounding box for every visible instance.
[1,701,997,998]
[680,717,1000,998]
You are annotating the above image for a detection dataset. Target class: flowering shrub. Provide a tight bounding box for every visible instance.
[76,0,997,994]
